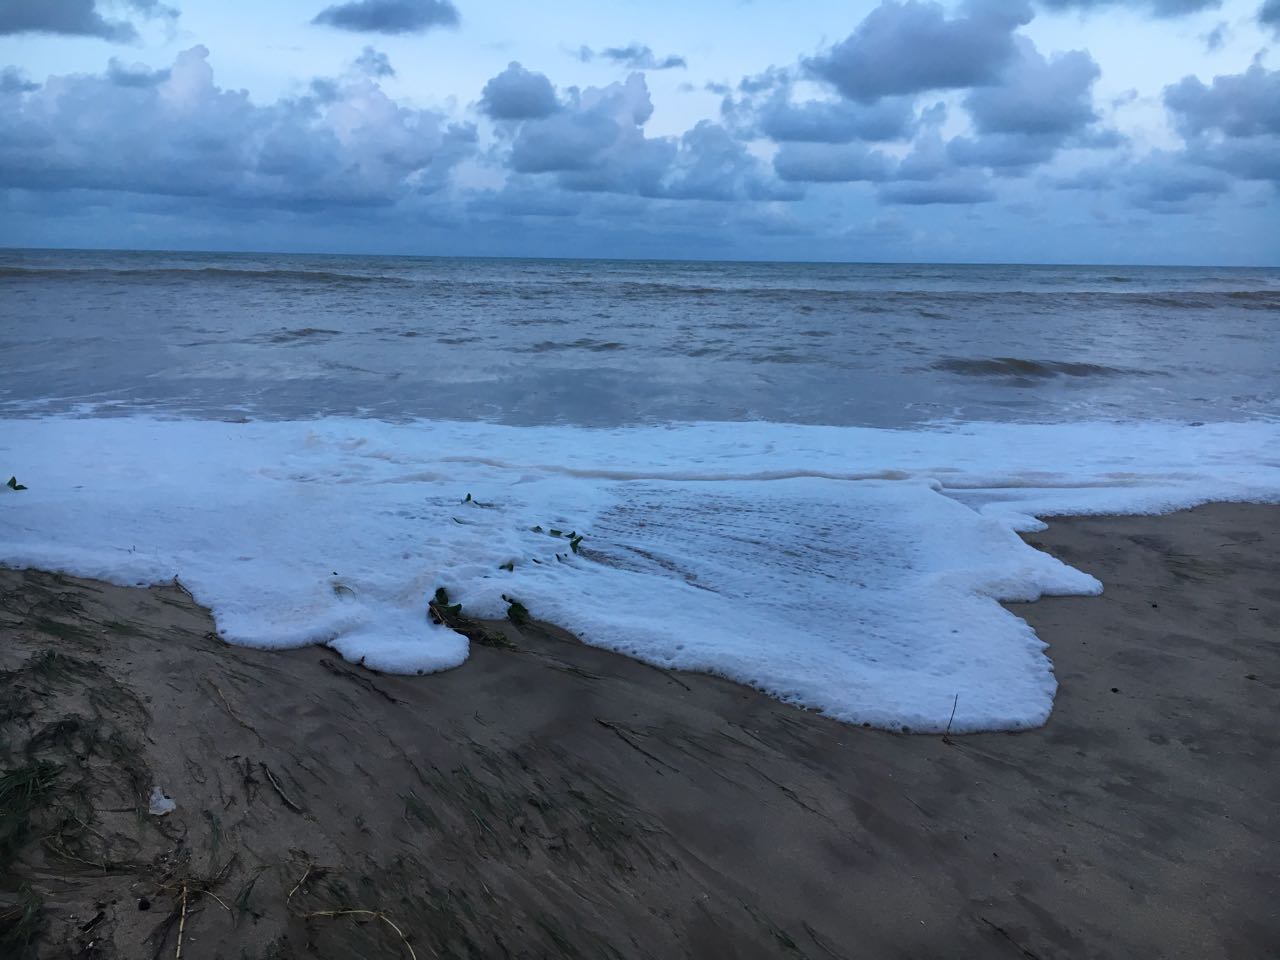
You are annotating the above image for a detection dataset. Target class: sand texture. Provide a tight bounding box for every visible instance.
[1,502,1277,959]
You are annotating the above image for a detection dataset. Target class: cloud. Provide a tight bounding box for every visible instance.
[1123,153,1231,212]
[721,75,918,144]
[769,33,1109,192]
[964,41,1099,137]
[806,0,1033,103]
[0,46,476,208]
[485,72,797,202]
[1163,64,1280,183]
[479,62,559,120]
[773,142,893,182]
[766,110,995,202]
[0,0,176,41]
[665,122,802,200]
[1038,0,1220,16]
[577,44,687,70]
[107,57,171,87]
[943,39,1110,172]
[354,46,395,78]
[877,174,995,204]
[507,74,670,196]
[1202,22,1227,51]
[1164,64,1280,139]
[1263,0,1280,35]
[0,67,40,94]
[311,0,458,35]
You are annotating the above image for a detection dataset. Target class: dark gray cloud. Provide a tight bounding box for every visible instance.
[577,44,687,70]
[1263,0,1280,34]
[723,82,918,144]
[948,132,1065,169]
[506,74,668,194]
[767,114,998,203]
[311,0,458,35]
[806,0,1033,103]
[773,142,893,182]
[480,62,559,121]
[665,122,802,200]
[488,72,796,203]
[0,46,476,209]
[1038,0,1220,15]
[354,46,395,78]
[1123,153,1231,212]
[0,67,40,94]
[107,57,170,87]
[0,0,175,41]
[1164,64,1280,183]
[1202,22,1227,51]
[946,39,1109,172]
[964,41,1099,136]
[1164,64,1280,139]
[771,31,1109,192]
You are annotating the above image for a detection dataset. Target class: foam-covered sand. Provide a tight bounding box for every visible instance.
[2,504,1277,959]
[3,416,1279,731]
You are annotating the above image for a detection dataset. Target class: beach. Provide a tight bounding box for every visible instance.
[3,501,1277,958]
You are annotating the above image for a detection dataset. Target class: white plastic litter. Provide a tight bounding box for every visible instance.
[148,786,176,816]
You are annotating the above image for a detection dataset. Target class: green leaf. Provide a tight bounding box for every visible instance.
[548,528,563,538]
[499,561,514,572]
[434,587,451,606]
[569,534,583,554]
[530,525,543,533]
[503,596,530,626]
[7,476,26,491]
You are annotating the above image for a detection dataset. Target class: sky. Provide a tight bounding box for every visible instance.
[0,0,1277,264]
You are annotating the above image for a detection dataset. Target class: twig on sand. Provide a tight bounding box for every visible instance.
[305,909,424,960]
[287,864,312,903]
[171,577,195,601]
[258,762,303,813]
[942,694,959,745]
[318,657,403,704]
[980,916,1043,959]
[206,681,264,745]
[174,886,188,960]
[594,718,680,773]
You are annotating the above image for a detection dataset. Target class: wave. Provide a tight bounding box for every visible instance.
[261,327,344,344]
[932,357,1147,379]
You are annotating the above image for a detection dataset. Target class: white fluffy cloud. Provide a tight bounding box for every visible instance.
[0,46,476,207]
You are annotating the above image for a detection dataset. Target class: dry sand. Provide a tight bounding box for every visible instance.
[1,502,1277,959]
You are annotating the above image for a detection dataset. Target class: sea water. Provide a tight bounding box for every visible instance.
[2,250,1278,731]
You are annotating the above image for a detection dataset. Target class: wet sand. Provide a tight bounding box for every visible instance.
[1,502,1277,959]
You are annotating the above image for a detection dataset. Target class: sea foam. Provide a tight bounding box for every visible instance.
[2,417,1277,732]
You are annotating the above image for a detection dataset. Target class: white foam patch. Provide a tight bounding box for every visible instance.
[2,417,1277,731]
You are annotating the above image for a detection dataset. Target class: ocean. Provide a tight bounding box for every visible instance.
[3,249,1279,731]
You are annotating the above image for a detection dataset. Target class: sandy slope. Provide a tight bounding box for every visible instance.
[1,502,1277,959]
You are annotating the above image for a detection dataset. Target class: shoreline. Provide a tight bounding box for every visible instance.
[2,502,1277,958]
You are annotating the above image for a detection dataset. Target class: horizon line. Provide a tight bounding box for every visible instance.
[2,244,1276,271]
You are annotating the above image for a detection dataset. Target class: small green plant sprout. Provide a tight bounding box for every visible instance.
[498,561,515,572]
[6,476,27,491]
[428,587,462,626]
[569,533,584,554]
[502,595,530,626]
